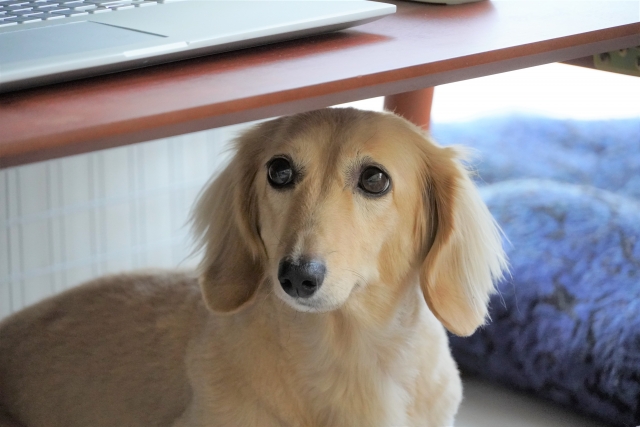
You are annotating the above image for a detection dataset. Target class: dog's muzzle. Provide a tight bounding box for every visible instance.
[278,258,326,298]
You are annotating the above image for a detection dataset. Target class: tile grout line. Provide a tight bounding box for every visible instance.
[88,154,98,277]
[137,144,147,266]
[15,169,25,309]
[46,162,56,295]
[57,160,68,291]
[4,172,14,315]
[128,146,139,269]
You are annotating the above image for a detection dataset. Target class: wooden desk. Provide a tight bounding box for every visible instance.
[1,0,638,168]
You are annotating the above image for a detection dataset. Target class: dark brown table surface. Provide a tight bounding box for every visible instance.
[1,0,639,168]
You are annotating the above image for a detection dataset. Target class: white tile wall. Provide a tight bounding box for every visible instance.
[0,124,243,319]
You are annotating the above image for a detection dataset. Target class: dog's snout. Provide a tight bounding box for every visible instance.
[278,258,326,298]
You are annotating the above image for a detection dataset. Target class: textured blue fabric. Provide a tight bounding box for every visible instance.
[449,181,640,426]
[431,115,640,198]
[429,116,640,426]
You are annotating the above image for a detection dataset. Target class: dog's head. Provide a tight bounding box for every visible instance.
[192,108,506,336]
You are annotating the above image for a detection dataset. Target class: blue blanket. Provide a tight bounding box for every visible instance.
[432,115,640,199]
[431,116,640,426]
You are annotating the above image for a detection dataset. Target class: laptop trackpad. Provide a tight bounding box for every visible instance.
[0,21,165,64]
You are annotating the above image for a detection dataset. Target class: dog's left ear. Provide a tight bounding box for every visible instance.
[419,145,506,337]
[191,143,266,314]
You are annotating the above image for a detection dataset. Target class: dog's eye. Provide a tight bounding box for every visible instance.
[267,157,294,187]
[359,166,390,195]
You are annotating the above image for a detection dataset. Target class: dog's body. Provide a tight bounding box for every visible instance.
[0,271,457,427]
[0,109,506,427]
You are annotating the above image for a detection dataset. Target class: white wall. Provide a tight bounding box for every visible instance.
[0,124,246,318]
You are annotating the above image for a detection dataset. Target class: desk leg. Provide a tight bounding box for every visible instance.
[383,87,434,131]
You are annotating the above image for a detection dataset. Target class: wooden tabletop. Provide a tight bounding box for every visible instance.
[1,0,639,168]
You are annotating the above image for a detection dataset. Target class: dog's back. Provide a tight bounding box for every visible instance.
[0,271,206,427]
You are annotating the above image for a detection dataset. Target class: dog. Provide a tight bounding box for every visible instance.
[0,108,506,427]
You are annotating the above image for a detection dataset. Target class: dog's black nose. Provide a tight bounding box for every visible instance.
[278,258,326,298]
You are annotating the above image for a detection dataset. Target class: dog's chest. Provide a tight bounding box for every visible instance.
[297,347,419,427]
[183,302,444,427]
[327,377,411,427]
[209,337,418,427]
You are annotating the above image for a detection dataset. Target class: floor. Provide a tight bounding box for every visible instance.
[456,378,607,427]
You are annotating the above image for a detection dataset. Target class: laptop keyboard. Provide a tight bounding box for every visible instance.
[0,0,160,26]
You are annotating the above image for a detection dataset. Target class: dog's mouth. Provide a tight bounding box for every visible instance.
[272,274,359,314]
[273,283,325,312]
[290,298,319,310]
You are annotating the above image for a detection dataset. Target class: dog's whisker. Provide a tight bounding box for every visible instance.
[264,227,286,248]
[260,283,275,305]
[340,268,373,293]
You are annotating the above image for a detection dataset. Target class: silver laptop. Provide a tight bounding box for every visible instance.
[0,0,395,92]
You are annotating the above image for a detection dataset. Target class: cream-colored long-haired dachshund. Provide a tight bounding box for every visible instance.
[0,108,506,427]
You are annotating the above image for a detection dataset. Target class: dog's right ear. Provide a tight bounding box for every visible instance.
[417,143,507,337]
[191,146,266,314]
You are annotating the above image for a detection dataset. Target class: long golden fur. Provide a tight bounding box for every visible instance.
[0,108,506,427]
